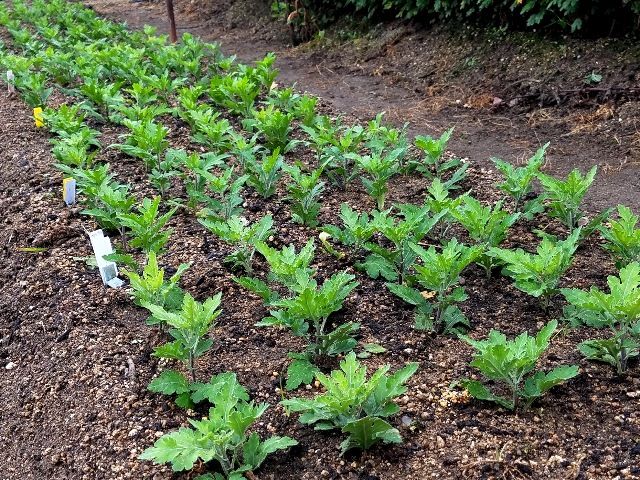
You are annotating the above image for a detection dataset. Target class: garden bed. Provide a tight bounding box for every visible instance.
[0,1,639,480]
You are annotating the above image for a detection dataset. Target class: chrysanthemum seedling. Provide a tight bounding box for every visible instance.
[599,205,640,268]
[199,215,273,272]
[144,292,222,383]
[489,229,580,310]
[388,238,480,333]
[117,196,177,253]
[452,196,520,278]
[141,372,297,476]
[493,143,547,219]
[562,262,640,375]
[459,320,578,411]
[247,148,285,199]
[282,352,417,453]
[362,204,445,283]
[284,162,325,226]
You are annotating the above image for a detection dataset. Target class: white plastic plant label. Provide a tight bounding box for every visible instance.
[88,229,122,288]
[6,70,15,94]
[62,178,76,206]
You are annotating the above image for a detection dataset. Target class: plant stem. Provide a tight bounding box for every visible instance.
[188,351,196,383]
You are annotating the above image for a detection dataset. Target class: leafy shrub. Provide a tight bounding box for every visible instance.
[202,171,248,221]
[15,71,52,107]
[141,372,297,476]
[282,352,418,453]
[489,229,580,309]
[424,177,467,238]
[190,108,233,151]
[365,113,408,166]
[82,182,136,236]
[296,0,640,34]
[599,205,640,268]
[562,262,640,374]
[210,74,259,116]
[148,149,182,197]
[460,320,578,411]
[144,292,222,382]
[387,238,480,333]
[309,121,365,188]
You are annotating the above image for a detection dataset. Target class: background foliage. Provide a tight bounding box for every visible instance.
[290,0,640,34]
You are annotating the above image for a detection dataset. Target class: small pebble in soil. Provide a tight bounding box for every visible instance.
[5,361,16,370]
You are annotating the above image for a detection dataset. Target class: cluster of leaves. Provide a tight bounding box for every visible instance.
[284,0,640,34]
[563,262,640,374]
[141,372,298,477]
[282,352,418,453]
[460,320,579,410]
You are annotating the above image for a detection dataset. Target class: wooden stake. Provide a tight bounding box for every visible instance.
[166,0,177,43]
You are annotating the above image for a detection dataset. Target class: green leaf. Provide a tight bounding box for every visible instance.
[243,433,298,470]
[460,379,513,410]
[385,283,425,307]
[191,372,249,404]
[521,365,579,407]
[139,427,204,472]
[340,417,401,454]
[286,357,318,390]
[148,370,190,396]
[361,253,398,281]
[358,343,387,358]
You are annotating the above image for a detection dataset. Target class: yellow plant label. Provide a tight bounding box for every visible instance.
[62,177,76,205]
[33,107,44,127]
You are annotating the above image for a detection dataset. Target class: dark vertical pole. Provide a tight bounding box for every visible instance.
[166,0,178,43]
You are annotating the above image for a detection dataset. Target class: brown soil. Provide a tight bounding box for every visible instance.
[1,2,639,480]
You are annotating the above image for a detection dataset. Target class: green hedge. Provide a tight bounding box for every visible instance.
[301,0,640,33]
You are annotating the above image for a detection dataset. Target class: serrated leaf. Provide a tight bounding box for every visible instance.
[460,379,513,410]
[340,417,401,454]
[148,370,190,396]
[361,254,398,281]
[363,343,386,354]
[139,427,204,472]
[286,357,318,390]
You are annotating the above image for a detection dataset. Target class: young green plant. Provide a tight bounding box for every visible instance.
[562,262,640,374]
[459,320,578,411]
[282,352,418,453]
